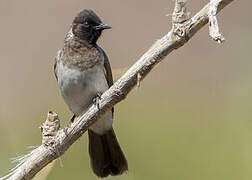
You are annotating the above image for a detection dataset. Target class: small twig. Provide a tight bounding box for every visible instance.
[41,111,60,147]
[208,0,225,43]
[172,0,190,24]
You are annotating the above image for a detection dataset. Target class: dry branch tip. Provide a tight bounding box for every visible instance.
[208,0,225,43]
[41,111,60,147]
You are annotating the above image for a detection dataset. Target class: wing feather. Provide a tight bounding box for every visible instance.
[97,46,114,115]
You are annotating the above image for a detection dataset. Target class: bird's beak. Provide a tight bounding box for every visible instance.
[94,23,112,30]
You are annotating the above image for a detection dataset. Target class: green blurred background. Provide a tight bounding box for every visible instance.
[0,0,252,179]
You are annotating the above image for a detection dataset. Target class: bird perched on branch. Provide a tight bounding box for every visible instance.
[54,9,128,178]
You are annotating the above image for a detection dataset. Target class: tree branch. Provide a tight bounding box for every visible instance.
[0,0,234,179]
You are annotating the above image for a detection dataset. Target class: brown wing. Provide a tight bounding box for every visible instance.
[100,48,113,87]
[54,49,62,81]
[54,60,58,81]
[97,46,114,115]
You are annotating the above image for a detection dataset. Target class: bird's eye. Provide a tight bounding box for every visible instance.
[83,21,89,27]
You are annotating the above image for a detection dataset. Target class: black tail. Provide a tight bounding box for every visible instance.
[88,128,128,178]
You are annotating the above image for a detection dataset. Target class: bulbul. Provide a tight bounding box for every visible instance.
[54,9,128,178]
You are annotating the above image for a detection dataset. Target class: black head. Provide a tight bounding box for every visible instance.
[72,9,111,45]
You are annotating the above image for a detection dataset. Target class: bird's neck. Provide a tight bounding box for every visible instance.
[61,28,102,70]
[64,28,96,48]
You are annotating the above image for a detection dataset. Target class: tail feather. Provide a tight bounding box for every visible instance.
[88,128,128,178]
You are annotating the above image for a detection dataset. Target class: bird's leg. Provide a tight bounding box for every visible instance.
[63,115,76,135]
[93,92,102,110]
[70,114,76,123]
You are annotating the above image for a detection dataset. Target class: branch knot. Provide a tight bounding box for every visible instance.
[41,111,61,147]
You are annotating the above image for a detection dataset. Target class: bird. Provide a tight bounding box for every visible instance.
[54,9,128,178]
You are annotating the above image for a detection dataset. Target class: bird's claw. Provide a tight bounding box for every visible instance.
[93,93,102,109]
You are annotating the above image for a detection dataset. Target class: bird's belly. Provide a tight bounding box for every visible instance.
[57,62,112,134]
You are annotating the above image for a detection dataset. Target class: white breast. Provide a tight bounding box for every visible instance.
[56,61,113,134]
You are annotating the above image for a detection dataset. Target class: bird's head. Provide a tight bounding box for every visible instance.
[72,9,111,45]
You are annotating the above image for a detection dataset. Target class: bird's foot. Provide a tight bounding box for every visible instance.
[93,92,102,109]
[70,115,76,123]
[63,115,76,136]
